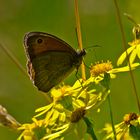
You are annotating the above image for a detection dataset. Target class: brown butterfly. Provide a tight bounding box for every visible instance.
[24,32,86,93]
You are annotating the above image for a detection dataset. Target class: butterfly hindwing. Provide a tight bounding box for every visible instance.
[28,51,76,92]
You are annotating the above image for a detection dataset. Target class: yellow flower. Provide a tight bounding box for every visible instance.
[117,39,140,65]
[103,113,140,140]
[117,20,140,66]
[90,61,113,77]
[17,118,44,140]
[117,20,140,65]
[90,61,139,81]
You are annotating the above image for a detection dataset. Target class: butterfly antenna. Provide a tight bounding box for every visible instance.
[86,45,101,49]
[87,44,102,60]
[82,44,101,70]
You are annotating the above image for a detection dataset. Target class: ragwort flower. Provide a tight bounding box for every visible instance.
[103,113,140,140]
[117,24,140,66]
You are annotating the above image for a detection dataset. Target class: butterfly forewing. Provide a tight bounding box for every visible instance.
[24,32,85,93]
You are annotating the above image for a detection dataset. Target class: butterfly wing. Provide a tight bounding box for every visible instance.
[28,51,76,92]
[24,32,83,92]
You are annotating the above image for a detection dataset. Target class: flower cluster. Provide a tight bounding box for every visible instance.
[103,113,140,140]
[16,57,139,140]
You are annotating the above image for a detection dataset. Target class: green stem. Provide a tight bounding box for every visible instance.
[113,0,140,113]
[83,117,98,140]
[107,95,117,140]
[0,43,28,77]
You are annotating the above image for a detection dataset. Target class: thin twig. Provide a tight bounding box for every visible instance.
[0,43,52,102]
[74,0,86,80]
[113,0,140,112]
[0,43,28,77]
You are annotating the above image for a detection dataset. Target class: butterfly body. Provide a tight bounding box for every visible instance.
[24,32,86,92]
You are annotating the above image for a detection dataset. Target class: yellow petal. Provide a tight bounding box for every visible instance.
[35,103,53,117]
[136,44,140,59]
[51,110,60,122]
[129,48,137,64]
[117,46,135,66]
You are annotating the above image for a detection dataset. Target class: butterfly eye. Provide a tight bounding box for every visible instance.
[37,38,43,44]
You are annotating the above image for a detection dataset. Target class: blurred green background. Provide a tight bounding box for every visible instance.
[0,0,140,139]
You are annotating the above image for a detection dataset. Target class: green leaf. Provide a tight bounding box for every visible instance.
[34,127,46,140]
[129,124,140,140]
[100,73,110,90]
[83,117,98,140]
[60,96,73,111]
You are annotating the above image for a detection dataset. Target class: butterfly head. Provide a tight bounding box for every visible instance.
[77,49,86,57]
[72,49,86,68]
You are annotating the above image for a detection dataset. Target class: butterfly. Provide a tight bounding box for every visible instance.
[24,32,86,93]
